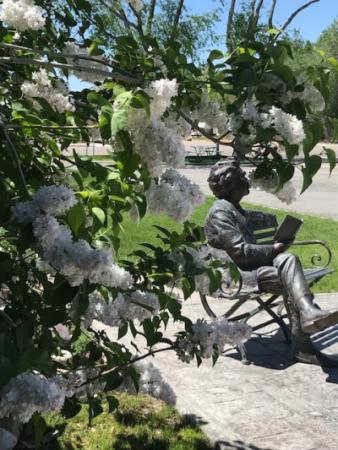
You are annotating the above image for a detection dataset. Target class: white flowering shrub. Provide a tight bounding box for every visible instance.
[0,0,335,446]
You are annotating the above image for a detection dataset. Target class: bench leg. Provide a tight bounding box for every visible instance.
[254,296,291,343]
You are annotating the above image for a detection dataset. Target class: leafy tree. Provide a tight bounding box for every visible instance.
[0,0,335,447]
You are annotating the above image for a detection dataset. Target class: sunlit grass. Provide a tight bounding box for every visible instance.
[119,197,338,293]
[41,393,212,450]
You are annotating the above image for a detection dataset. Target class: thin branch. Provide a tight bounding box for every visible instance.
[248,0,256,30]
[170,0,185,40]
[146,0,157,34]
[0,122,29,196]
[6,123,99,130]
[0,41,138,79]
[0,56,140,85]
[99,0,136,32]
[281,0,320,31]
[268,0,277,29]
[128,4,145,37]
[178,109,234,147]
[253,0,265,29]
[79,346,173,387]
[226,0,237,53]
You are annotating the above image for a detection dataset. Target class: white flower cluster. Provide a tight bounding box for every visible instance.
[125,79,185,176]
[12,184,77,224]
[229,100,305,146]
[33,215,133,288]
[83,289,160,327]
[248,171,297,204]
[146,169,205,222]
[268,106,305,145]
[145,79,178,121]
[281,76,325,113]
[21,69,75,113]
[128,111,186,176]
[0,372,68,424]
[119,359,176,405]
[0,0,45,31]
[63,42,108,84]
[128,0,143,12]
[12,184,132,288]
[190,92,230,136]
[176,317,252,363]
[0,370,106,429]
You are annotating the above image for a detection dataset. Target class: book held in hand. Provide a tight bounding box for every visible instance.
[274,215,303,243]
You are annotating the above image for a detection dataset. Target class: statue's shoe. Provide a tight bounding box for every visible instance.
[294,350,338,368]
[301,309,338,334]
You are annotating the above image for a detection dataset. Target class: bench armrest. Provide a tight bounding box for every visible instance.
[291,240,332,267]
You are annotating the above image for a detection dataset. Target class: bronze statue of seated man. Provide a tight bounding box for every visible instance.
[205,161,338,367]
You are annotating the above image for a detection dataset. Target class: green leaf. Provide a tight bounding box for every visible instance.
[118,321,128,339]
[67,203,86,236]
[208,49,224,61]
[87,92,110,106]
[301,155,322,193]
[61,397,82,419]
[99,111,112,140]
[88,396,103,425]
[107,395,119,413]
[92,207,106,225]
[324,147,337,174]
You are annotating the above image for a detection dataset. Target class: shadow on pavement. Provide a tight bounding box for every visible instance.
[215,439,274,450]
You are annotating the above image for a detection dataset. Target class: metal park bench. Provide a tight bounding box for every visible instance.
[198,210,334,363]
[185,145,220,164]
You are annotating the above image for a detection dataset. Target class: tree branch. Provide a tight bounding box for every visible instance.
[178,109,234,146]
[79,346,174,387]
[128,3,145,37]
[0,56,140,85]
[226,0,237,53]
[146,0,157,34]
[268,0,277,29]
[0,122,29,196]
[253,0,265,29]
[281,0,320,31]
[0,42,137,81]
[170,0,185,40]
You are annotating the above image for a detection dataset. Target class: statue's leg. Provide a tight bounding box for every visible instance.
[273,253,338,335]
[275,254,338,367]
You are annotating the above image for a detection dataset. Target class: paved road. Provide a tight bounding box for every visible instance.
[179,163,338,221]
[95,292,338,450]
[66,141,338,220]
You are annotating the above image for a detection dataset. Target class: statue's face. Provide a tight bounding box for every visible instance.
[227,167,250,198]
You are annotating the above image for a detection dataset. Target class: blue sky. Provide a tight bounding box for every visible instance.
[185,0,337,43]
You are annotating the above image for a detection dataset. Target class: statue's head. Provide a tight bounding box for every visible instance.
[208,161,250,201]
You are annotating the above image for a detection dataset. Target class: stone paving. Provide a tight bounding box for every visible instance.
[96,291,338,449]
[147,292,338,450]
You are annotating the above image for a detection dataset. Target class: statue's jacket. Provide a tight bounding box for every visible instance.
[205,199,276,292]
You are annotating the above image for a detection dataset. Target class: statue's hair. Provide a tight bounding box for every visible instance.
[207,160,241,198]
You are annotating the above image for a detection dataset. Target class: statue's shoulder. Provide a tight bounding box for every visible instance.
[208,199,234,216]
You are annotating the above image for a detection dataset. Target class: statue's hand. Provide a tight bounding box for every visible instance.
[274,241,293,254]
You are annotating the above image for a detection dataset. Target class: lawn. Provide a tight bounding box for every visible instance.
[39,393,212,450]
[119,197,338,293]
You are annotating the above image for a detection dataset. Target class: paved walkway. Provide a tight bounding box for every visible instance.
[179,164,338,220]
[149,292,338,450]
[65,141,338,220]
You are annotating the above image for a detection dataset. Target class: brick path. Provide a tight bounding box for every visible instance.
[149,292,338,450]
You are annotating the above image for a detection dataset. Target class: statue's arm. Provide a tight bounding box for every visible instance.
[207,211,277,267]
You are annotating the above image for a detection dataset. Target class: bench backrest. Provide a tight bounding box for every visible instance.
[246,210,278,244]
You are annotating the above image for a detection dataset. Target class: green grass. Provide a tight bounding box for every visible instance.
[41,393,212,450]
[118,197,338,293]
